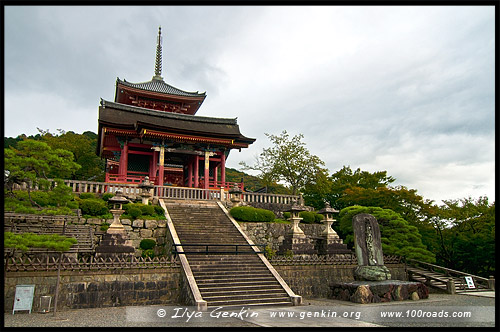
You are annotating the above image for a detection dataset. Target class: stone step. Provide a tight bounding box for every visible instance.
[199,285,284,295]
[205,297,292,307]
[190,266,269,273]
[202,291,288,302]
[194,272,273,280]
[196,276,277,285]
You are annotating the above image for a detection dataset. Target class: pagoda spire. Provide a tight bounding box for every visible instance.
[153,26,163,81]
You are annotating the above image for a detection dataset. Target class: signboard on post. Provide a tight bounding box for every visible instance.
[12,285,35,314]
[465,276,476,289]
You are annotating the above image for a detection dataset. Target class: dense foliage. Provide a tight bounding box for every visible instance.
[338,206,436,263]
[230,206,276,222]
[4,232,77,252]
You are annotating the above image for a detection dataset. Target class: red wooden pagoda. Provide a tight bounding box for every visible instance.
[97,27,255,189]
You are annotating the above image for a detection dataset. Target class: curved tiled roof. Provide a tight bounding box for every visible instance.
[117,78,206,98]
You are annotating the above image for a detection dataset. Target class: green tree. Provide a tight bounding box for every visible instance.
[240,130,328,195]
[338,206,436,263]
[4,139,81,206]
[434,197,495,277]
[39,129,105,181]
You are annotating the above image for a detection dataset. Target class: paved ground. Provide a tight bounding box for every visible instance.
[3,292,495,328]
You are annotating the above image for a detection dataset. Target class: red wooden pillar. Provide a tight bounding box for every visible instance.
[119,141,128,181]
[204,151,210,190]
[221,152,226,188]
[194,155,199,188]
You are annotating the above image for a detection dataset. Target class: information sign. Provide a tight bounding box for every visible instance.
[12,284,35,314]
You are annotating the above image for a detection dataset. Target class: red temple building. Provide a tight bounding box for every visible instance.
[97,27,255,189]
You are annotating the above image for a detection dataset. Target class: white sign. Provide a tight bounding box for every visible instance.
[465,276,476,289]
[13,285,35,314]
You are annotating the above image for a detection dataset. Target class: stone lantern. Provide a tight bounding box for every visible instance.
[316,201,350,255]
[318,202,341,241]
[138,176,154,205]
[285,199,307,238]
[107,190,129,234]
[96,190,134,259]
[229,183,242,207]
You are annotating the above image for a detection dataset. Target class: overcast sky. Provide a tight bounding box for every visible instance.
[4,5,495,204]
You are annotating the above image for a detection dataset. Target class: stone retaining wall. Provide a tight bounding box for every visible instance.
[4,268,182,313]
[238,222,328,251]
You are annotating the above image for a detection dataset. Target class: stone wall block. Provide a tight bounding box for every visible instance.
[145,220,158,229]
[132,219,144,228]
[140,229,153,238]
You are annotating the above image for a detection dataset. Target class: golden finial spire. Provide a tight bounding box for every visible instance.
[153,26,163,81]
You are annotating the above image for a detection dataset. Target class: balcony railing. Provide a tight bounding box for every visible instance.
[12,179,299,204]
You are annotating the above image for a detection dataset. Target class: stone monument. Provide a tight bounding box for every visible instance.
[352,213,391,281]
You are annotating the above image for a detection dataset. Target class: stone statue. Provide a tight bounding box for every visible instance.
[352,213,391,281]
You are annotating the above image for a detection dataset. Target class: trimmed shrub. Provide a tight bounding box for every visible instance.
[283,212,291,220]
[315,213,325,223]
[102,193,114,201]
[299,211,316,224]
[100,222,110,232]
[230,206,275,222]
[128,207,142,219]
[140,239,156,250]
[80,199,108,217]
[79,193,96,200]
[139,204,155,216]
[154,205,165,215]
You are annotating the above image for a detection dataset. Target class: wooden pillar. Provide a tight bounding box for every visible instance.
[158,145,165,187]
[194,155,199,188]
[119,140,128,180]
[151,149,158,183]
[204,151,210,190]
[214,166,218,188]
[221,152,226,188]
[187,158,193,188]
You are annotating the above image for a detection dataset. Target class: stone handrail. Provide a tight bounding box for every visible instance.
[13,179,300,204]
[241,192,299,204]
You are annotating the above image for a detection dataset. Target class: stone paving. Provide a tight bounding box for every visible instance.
[3,292,495,328]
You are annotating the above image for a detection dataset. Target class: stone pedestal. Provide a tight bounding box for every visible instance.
[330,280,429,304]
[315,238,351,255]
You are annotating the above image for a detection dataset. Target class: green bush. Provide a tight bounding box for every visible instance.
[283,212,291,219]
[127,207,142,219]
[100,222,110,232]
[80,199,108,216]
[230,206,275,222]
[299,211,316,224]
[141,249,155,258]
[139,204,155,216]
[79,193,95,200]
[140,239,156,250]
[102,193,114,201]
[67,200,79,209]
[315,213,325,223]
[154,205,164,215]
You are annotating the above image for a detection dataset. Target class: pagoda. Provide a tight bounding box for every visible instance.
[96,27,255,189]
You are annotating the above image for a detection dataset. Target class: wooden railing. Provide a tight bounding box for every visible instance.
[4,255,179,272]
[406,258,495,291]
[269,254,403,265]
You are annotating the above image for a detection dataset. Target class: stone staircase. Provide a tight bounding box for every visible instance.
[407,265,494,293]
[164,201,294,308]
